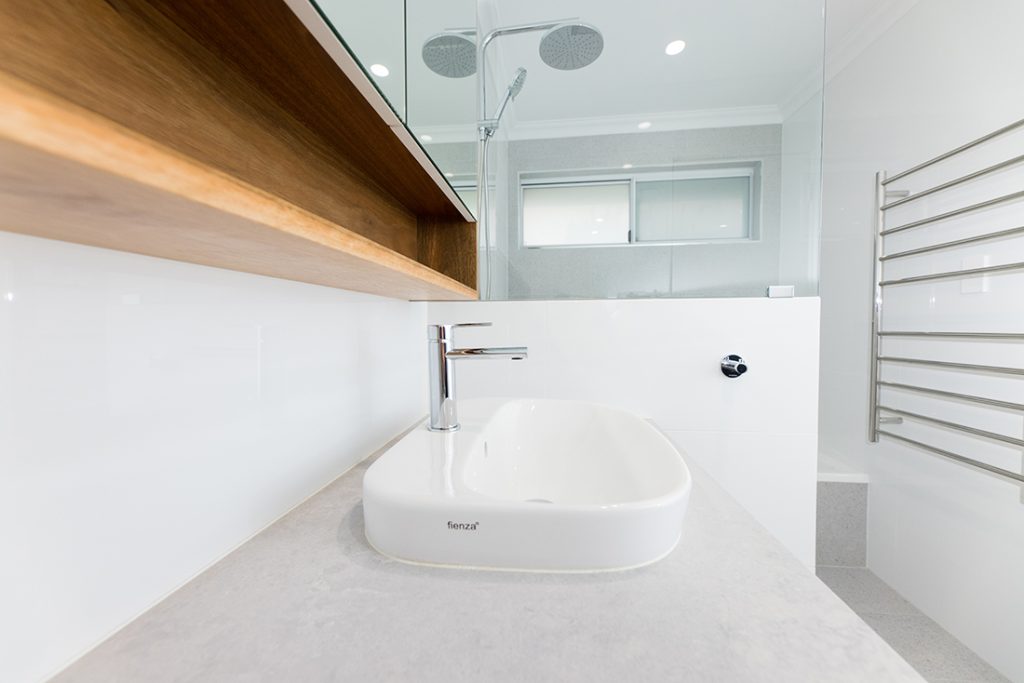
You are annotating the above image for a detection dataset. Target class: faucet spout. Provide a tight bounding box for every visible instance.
[446,346,528,361]
[427,324,527,432]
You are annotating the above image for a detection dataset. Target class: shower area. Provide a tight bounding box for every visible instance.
[317,0,826,301]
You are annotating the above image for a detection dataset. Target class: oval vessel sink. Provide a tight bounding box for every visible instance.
[363,399,691,571]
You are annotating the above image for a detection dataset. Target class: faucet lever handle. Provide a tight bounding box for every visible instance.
[427,322,492,341]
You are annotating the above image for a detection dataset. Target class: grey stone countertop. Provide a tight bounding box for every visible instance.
[56,441,923,682]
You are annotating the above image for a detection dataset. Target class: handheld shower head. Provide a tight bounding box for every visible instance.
[484,67,527,136]
[538,22,604,70]
[422,31,477,78]
[508,67,528,99]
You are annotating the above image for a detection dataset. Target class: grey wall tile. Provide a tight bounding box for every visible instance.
[816,481,867,567]
[502,126,784,299]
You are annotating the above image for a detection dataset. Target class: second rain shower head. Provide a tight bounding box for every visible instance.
[538,22,604,70]
[422,31,477,78]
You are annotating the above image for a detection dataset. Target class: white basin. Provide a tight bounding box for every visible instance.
[363,399,691,571]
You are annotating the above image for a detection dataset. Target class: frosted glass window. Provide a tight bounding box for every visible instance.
[635,176,751,242]
[522,183,630,247]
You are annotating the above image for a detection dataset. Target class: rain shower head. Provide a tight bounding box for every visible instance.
[426,20,602,78]
[538,22,604,70]
[422,31,477,78]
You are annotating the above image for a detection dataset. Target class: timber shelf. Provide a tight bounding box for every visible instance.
[0,0,477,301]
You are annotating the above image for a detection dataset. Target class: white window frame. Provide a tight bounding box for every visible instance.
[518,162,762,249]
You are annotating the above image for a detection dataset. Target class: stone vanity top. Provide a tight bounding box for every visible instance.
[56,445,922,682]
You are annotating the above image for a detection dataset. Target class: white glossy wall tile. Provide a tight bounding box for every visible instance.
[819,0,1024,679]
[0,232,427,682]
[428,298,820,566]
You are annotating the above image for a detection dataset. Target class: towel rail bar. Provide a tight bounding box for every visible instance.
[877,406,1024,448]
[877,331,1024,339]
[881,154,1024,210]
[882,117,1024,185]
[879,261,1024,286]
[877,381,1024,412]
[877,356,1024,375]
[881,190,1024,236]
[880,225,1024,262]
[877,430,1024,484]
[870,117,1024,487]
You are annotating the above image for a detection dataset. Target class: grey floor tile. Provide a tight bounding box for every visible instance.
[816,567,918,616]
[862,613,1009,683]
[815,567,1009,683]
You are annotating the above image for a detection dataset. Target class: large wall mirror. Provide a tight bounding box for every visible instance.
[312,0,825,300]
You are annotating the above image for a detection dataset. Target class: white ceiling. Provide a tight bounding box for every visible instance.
[408,0,827,137]
[479,0,824,120]
[318,0,905,140]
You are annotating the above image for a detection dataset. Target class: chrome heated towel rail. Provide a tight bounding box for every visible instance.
[869,117,1024,485]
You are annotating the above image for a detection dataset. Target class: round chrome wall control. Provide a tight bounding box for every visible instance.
[720,355,748,378]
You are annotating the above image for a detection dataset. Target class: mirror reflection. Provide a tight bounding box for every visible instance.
[317,0,825,300]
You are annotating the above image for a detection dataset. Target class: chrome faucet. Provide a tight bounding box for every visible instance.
[427,322,527,431]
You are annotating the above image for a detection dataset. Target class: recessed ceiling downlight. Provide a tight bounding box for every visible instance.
[370,63,390,77]
[637,121,652,130]
[420,134,433,142]
[665,40,686,56]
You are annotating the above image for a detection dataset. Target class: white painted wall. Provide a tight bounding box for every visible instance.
[819,0,1024,679]
[428,298,821,566]
[0,232,427,683]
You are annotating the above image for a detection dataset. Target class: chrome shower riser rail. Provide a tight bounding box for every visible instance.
[877,355,1024,375]
[877,405,1024,448]
[881,153,1024,210]
[877,430,1024,485]
[879,260,1024,286]
[477,18,577,122]
[877,380,1024,412]
[881,189,1024,236]
[879,225,1024,262]
[882,116,1024,185]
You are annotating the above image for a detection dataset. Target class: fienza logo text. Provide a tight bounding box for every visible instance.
[447,521,479,531]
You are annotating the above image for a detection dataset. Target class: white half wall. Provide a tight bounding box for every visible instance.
[428,298,821,567]
[820,0,1024,679]
[0,232,427,682]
